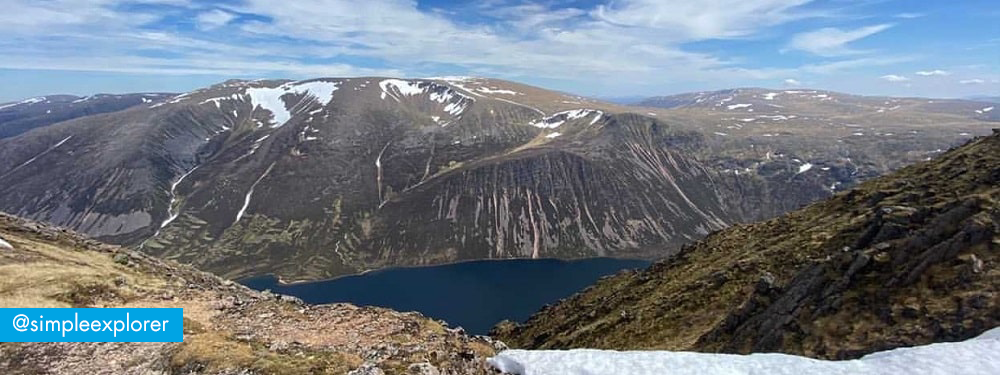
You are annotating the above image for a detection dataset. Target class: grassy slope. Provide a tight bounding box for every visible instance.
[0,213,498,374]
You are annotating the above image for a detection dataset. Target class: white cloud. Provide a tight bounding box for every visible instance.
[592,0,816,40]
[784,78,802,86]
[894,13,925,19]
[196,9,236,30]
[960,79,985,84]
[915,69,950,76]
[787,24,893,56]
[880,74,910,82]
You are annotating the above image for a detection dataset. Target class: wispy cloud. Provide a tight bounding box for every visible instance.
[915,70,950,76]
[787,24,893,56]
[880,74,910,82]
[784,78,802,86]
[960,79,985,84]
[196,9,237,31]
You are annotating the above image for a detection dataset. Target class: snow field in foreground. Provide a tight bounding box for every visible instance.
[489,327,1000,375]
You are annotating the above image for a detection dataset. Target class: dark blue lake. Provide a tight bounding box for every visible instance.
[241,258,650,335]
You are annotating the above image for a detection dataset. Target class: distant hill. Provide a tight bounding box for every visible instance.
[0,93,174,139]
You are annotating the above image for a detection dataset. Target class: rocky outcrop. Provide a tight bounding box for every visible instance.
[494,132,1000,360]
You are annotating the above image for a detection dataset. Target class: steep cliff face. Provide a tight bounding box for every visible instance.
[494,132,1000,360]
[0,78,994,281]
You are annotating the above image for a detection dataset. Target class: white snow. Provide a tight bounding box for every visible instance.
[0,97,47,110]
[713,132,728,136]
[234,164,275,223]
[245,80,340,128]
[762,92,779,100]
[2,135,72,178]
[982,106,994,112]
[545,132,562,138]
[476,87,519,95]
[797,162,813,174]
[379,79,424,101]
[160,166,200,229]
[0,237,11,250]
[379,79,474,116]
[489,327,1000,375]
[529,109,602,129]
[727,103,752,110]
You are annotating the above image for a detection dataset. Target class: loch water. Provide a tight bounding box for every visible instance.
[241,257,650,335]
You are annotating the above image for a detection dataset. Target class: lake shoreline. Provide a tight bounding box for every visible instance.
[240,255,655,287]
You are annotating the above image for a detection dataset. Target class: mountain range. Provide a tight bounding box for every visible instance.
[0,78,996,281]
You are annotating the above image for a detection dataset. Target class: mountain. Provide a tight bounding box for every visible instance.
[0,78,994,281]
[0,212,501,374]
[493,131,1000,360]
[966,96,1000,104]
[0,93,174,139]
[638,88,999,121]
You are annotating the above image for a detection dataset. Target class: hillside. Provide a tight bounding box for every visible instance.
[494,131,1000,360]
[0,78,994,281]
[0,213,500,374]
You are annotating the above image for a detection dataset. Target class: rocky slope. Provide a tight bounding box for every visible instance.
[0,79,994,281]
[494,131,1000,360]
[0,213,502,374]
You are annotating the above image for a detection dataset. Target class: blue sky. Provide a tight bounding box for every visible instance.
[1,0,997,102]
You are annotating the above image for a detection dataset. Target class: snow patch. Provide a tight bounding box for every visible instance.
[489,327,1000,375]
[529,109,602,129]
[762,92,779,100]
[476,87,519,95]
[727,103,752,110]
[797,163,813,174]
[235,164,275,223]
[545,132,562,138]
[380,79,475,116]
[245,80,340,128]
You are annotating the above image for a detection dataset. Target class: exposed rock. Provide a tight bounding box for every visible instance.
[407,362,440,375]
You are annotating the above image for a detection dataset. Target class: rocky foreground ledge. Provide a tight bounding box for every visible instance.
[0,213,505,374]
